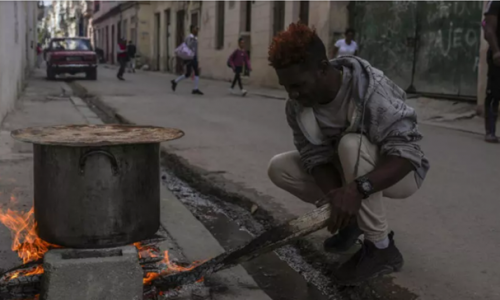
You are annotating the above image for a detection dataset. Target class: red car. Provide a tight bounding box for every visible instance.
[46,37,98,80]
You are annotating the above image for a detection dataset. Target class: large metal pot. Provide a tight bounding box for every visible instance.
[11,125,184,249]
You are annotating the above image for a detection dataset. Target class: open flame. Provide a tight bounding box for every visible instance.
[0,205,60,280]
[134,242,205,285]
[0,201,205,288]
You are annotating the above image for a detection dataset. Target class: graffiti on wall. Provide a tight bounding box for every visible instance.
[353,1,483,97]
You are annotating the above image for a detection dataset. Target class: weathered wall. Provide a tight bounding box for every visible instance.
[93,2,151,66]
[353,1,483,97]
[0,1,38,122]
[136,3,152,66]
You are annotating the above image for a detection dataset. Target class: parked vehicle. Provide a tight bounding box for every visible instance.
[45,37,97,80]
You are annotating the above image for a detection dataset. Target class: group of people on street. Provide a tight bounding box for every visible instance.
[116,38,137,81]
[170,25,358,97]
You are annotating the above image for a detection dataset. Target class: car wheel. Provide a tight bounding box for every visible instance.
[46,68,56,80]
[86,69,97,80]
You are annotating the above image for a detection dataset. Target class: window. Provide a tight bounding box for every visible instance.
[216,1,225,49]
[50,38,92,51]
[191,12,199,29]
[123,20,128,41]
[273,1,285,37]
[299,1,309,25]
[245,1,252,32]
[94,1,100,13]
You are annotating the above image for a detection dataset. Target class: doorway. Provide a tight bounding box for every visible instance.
[155,12,161,71]
[175,10,186,74]
[111,25,115,64]
[165,9,171,71]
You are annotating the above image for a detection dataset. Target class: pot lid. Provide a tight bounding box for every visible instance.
[11,124,184,147]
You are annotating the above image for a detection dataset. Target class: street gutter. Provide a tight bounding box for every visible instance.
[67,80,420,300]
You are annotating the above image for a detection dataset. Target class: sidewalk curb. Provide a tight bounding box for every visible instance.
[420,120,483,136]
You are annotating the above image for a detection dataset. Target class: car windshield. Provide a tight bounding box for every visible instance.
[51,39,92,51]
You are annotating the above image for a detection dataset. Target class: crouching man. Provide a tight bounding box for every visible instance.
[267,23,430,284]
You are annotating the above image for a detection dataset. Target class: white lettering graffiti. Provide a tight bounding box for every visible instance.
[453,28,463,48]
[431,22,479,57]
[465,29,478,47]
[473,56,479,73]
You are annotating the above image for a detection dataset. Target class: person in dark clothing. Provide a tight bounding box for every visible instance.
[117,38,128,80]
[127,41,137,73]
[483,1,500,143]
[228,38,252,96]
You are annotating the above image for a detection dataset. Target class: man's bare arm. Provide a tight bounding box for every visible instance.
[485,15,500,54]
[362,156,414,195]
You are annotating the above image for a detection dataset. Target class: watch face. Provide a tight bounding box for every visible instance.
[361,181,372,192]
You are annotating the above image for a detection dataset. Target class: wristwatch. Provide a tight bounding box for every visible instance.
[354,176,374,199]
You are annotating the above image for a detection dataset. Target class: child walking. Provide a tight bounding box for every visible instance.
[228,38,251,96]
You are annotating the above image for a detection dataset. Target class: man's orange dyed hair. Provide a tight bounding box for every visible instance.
[268,22,325,69]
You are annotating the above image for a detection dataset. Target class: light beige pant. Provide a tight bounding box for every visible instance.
[268,133,419,242]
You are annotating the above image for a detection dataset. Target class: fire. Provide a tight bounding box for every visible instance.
[134,243,205,285]
[0,205,60,280]
[0,202,206,289]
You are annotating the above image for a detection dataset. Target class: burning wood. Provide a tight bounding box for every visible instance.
[0,205,206,299]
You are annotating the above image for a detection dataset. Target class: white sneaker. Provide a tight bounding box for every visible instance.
[241,89,247,96]
[229,88,235,94]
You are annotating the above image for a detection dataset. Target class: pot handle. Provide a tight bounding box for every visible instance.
[79,150,119,175]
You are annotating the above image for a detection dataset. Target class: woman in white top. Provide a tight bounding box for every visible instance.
[332,28,358,58]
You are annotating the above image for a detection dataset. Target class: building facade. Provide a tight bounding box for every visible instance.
[0,1,39,121]
[145,1,487,99]
[145,1,347,88]
[92,1,152,66]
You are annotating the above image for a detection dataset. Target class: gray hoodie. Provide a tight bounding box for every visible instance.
[285,56,429,187]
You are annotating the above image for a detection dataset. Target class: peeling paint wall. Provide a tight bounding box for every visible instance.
[93,2,152,66]
[0,1,38,122]
[196,1,343,89]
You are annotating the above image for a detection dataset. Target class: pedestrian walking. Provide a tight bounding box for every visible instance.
[267,22,429,285]
[127,40,137,73]
[36,43,43,68]
[227,38,252,96]
[117,38,128,81]
[171,25,204,95]
[331,28,358,58]
[483,1,500,143]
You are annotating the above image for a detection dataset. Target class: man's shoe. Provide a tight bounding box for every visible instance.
[118,76,125,81]
[192,89,204,95]
[332,231,403,286]
[171,80,177,91]
[324,223,363,253]
[241,89,248,96]
[485,134,499,143]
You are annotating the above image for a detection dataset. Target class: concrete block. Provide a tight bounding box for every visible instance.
[41,246,143,300]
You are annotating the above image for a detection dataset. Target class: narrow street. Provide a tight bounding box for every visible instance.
[64,66,500,300]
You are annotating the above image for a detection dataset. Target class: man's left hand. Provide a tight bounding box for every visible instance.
[321,182,364,234]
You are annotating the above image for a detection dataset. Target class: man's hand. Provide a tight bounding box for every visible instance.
[316,182,363,234]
